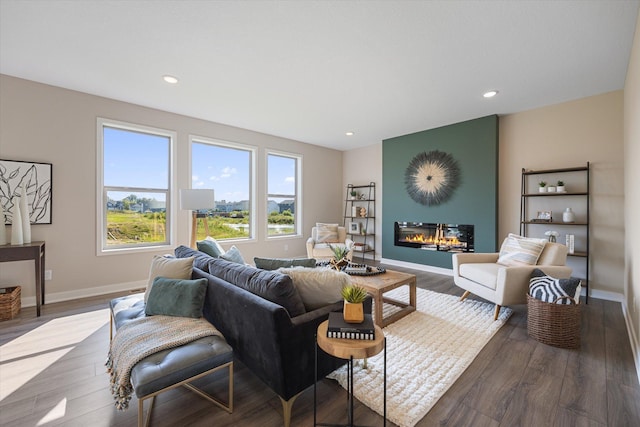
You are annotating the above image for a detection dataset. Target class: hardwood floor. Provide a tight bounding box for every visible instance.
[1,263,638,426]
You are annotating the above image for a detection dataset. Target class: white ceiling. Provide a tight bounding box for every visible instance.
[1,0,638,151]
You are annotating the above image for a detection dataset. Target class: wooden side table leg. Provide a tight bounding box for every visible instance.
[374,292,383,327]
[34,249,42,317]
[409,279,417,310]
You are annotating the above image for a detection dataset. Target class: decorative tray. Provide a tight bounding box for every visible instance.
[342,263,386,276]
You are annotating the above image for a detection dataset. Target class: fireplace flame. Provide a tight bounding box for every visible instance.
[403,233,461,245]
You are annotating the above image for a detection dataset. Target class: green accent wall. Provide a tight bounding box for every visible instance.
[382,115,498,269]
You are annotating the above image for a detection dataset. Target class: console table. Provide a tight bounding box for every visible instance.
[0,241,46,317]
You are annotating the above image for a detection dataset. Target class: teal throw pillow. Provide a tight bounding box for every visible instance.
[219,245,246,264]
[254,257,317,270]
[197,238,225,258]
[145,277,208,318]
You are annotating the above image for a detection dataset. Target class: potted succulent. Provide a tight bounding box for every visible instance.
[329,244,350,271]
[557,180,565,192]
[350,189,358,199]
[538,181,547,193]
[341,284,367,323]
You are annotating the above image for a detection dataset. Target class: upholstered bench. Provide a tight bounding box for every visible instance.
[109,294,233,427]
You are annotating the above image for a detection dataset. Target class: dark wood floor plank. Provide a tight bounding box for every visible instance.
[607,380,640,427]
[603,300,640,387]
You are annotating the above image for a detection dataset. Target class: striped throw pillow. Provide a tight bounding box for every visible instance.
[529,269,581,304]
[316,223,339,243]
[497,233,547,267]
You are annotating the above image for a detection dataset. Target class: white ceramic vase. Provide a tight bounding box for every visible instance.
[20,185,31,243]
[11,198,24,245]
[563,208,576,223]
[0,202,6,245]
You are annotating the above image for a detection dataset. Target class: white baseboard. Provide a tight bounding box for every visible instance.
[621,299,640,385]
[19,279,147,308]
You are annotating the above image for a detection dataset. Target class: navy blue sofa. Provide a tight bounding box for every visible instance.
[175,246,369,427]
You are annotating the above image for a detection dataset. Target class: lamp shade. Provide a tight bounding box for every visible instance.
[180,189,215,210]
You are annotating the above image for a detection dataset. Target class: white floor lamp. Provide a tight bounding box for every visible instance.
[180,189,215,248]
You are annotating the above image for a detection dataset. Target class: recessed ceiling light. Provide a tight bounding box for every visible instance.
[483,90,498,98]
[345,131,354,136]
[163,75,179,84]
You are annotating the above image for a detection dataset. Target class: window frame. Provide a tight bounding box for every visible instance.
[188,135,257,242]
[96,118,176,255]
[266,150,302,239]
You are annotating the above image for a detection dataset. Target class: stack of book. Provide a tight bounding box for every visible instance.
[327,312,375,340]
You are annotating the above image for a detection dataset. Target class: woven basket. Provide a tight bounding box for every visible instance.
[527,293,580,349]
[0,286,21,321]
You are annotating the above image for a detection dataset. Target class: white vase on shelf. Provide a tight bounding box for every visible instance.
[562,208,575,223]
[20,185,31,243]
[0,202,6,245]
[11,197,24,245]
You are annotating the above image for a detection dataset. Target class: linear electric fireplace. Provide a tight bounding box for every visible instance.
[394,221,474,252]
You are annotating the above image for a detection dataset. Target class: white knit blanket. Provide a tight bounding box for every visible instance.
[106,315,222,410]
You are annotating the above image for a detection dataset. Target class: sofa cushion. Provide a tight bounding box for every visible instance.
[254,257,317,270]
[529,268,581,304]
[145,255,194,302]
[175,245,214,272]
[219,245,246,264]
[459,263,501,290]
[279,267,348,311]
[497,233,547,267]
[196,237,225,258]
[145,277,208,318]
[207,257,306,317]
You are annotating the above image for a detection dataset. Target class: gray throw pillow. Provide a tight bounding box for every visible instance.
[196,238,225,258]
[145,277,208,318]
[254,257,316,270]
[220,245,245,264]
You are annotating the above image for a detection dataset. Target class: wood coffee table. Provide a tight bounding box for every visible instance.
[349,269,417,327]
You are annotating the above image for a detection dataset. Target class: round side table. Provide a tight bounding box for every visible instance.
[314,320,386,427]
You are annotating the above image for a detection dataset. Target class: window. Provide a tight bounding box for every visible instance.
[190,137,255,241]
[97,119,174,253]
[267,152,300,236]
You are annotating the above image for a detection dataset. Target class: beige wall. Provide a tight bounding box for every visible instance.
[500,91,625,296]
[343,144,383,259]
[0,75,343,304]
[624,11,640,376]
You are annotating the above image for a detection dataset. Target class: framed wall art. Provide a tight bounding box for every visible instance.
[0,159,53,225]
[349,222,360,234]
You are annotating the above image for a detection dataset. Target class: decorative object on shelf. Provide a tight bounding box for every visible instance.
[0,159,53,225]
[566,234,575,254]
[0,202,6,245]
[547,185,556,192]
[10,197,23,245]
[544,230,559,243]
[359,207,367,217]
[359,194,367,200]
[556,180,565,192]
[341,284,367,323]
[404,150,460,206]
[19,184,31,244]
[538,181,547,193]
[351,206,357,217]
[349,222,360,234]
[534,211,552,222]
[350,190,358,200]
[562,208,575,223]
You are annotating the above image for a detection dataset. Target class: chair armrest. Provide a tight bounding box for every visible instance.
[452,252,499,276]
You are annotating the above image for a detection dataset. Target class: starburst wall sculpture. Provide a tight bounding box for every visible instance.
[404,150,460,206]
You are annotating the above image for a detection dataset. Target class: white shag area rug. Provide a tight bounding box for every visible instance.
[327,287,512,427]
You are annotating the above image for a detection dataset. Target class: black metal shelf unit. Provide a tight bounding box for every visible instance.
[520,163,590,303]
[344,182,376,261]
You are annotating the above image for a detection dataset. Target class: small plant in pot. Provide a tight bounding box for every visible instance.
[341,284,367,323]
[538,181,547,193]
[329,244,350,271]
[557,180,565,192]
[350,189,358,199]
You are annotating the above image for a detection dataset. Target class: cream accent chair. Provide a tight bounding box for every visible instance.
[306,226,354,261]
[452,242,572,320]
